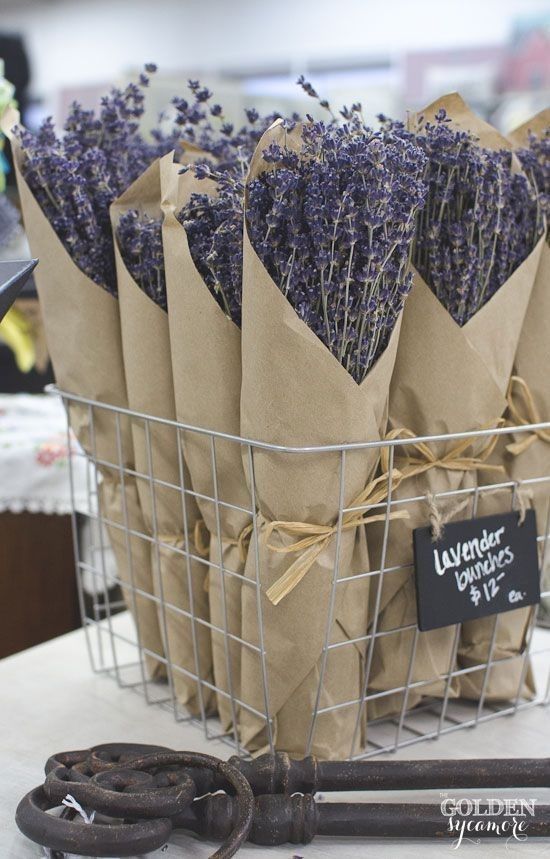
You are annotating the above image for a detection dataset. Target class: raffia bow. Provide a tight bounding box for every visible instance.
[157,524,211,589]
[195,520,253,593]
[223,523,254,563]
[157,521,210,559]
[506,376,550,456]
[264,468,407,606]
[380,421,505,478]
[194,519,253,564]
[192,519,211,557]
[262,420,505,606]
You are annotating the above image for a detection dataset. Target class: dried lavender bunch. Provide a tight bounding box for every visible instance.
[245,91,427,383]
[116,210,166,310]
[177,165,245,325]
[175,81,295,327]
[13,64,179,296]
[400,110,541,326]
[172,79,291,174]
[516,128,550,241]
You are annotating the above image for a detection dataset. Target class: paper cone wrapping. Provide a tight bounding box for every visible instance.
[111,158,214,715]
[6,113,164,679]
[368,94,543,711]
[445,98,545,701]
[506,111,550,615]
[161,157,252,731]
[366,271,482,715]
[458,112,549,699]
[238,122,403,758]
[367,250,541,711]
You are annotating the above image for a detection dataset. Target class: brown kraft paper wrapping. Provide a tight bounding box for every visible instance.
[161,155,252,732]
[458,238,542,700]
[506,110,550,617]
[239,121,403,759]
[446,100,544,702]
[4,109,164,679]
[111,158,214,715]
[368,94,543,712]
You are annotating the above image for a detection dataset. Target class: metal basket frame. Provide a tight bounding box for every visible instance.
[53,385,550,760]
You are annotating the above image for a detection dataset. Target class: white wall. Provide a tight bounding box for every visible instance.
[1,0,549,107]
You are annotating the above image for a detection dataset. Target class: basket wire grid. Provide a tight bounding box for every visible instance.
[55,386,550,760]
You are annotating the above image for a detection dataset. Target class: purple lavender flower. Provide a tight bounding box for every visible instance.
[397,110,542,325]
[175,81,295,327]
[516,127,550,242]
[245,82,427,383]
[13,66,180,296]
[177,168,244,325]
[116,210,166,310]
[171,79,293,174]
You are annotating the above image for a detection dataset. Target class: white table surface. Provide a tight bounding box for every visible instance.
[2,620,550,859]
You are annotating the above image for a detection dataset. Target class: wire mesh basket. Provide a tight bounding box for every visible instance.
[54,385,550,760]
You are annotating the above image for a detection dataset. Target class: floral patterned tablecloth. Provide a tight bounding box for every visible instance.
[0,393,90,515]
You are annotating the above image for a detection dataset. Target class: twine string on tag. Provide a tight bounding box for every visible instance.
[428,483,534,544]
[514,486,533,526]
[426,492,472,543]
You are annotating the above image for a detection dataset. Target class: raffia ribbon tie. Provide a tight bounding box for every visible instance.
[506,376,550,457]
[380,421,505,479]
[263,468,408,606]
[193,519,211,557]
[156,520,210,559]
[260,420,504,606]
[157,523,210,592]
[198,521,253,593]
[223,523,254,564]
[193,519,254,564]
[156,533,184,550]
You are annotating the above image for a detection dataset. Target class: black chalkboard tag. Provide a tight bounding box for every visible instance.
[413,510,540,631]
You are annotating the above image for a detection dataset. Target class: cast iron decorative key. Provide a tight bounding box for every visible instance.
[16,743,550,857]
